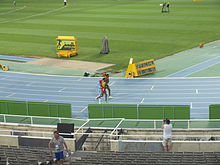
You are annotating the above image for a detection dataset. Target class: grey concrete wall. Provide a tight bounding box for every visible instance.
[0,135,19,147]
[0,135,75,151]
[172,141,220,152]
[110,140,220,152]
[111,140,163,152]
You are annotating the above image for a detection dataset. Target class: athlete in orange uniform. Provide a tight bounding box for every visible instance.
[96,78,107,102]
[104,74,111,97]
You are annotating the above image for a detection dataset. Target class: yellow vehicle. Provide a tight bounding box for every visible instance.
[125,58,156,78]
[56,36,78,58]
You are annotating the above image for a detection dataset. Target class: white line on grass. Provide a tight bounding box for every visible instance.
[0,6,66,24]
[0,7,26,15]
[80,107,88,113]
[43,100,48,102]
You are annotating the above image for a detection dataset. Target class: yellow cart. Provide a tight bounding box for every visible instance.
[56,36,78,58]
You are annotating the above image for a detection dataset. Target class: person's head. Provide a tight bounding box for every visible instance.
[166,119,170,124]
[106,74,109,77]
[53,131,59,138]
[102,72,106,77]
[163,118,170,124]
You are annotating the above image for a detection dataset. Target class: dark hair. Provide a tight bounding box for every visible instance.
[54,131,59,134]
[166,119,170,124]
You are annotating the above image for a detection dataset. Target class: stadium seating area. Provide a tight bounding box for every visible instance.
[1,144,220,164]
[69,151,220,165]
[0,145,51,165]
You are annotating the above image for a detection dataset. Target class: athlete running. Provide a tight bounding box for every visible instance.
[96,78,108,102]
[104,73,111,98]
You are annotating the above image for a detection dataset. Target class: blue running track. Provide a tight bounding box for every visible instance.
[1,71,220,119]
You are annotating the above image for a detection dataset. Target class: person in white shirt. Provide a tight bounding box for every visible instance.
[64,0,67,6]
[161,119,172,152]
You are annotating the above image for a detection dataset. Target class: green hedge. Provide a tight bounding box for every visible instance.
[0,100,72,118]
[209,105,220,119]
[88,104,190,119]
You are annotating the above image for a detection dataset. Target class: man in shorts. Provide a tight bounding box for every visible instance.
[96,78,108,102]
[104,73,111,97]
[48,131,69,165]
[161,119,172,152]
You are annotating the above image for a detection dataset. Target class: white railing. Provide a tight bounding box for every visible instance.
[0,129,220,141]
[1,114,220,131]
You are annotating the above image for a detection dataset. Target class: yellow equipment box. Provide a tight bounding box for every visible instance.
[56,36,78,58]
[125,58,156,78]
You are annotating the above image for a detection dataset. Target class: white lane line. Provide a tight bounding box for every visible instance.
[190,102,193,108]
[58,87,66,92]
[77,77,83,81]
[25,82,33,86]
[190,113,208,115]
[140,98,145,104]
[98,99,101,104]
[80,106,88,113]
[0,76,8,80]
[4,70,220,80]
[166,56,220,77]
[150,85,154,90]
[109,81,115,86]
[6,93,16,97]
[196,89,199,94]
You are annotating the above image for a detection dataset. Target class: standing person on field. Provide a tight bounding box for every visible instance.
[64,0,67,6]
[48,131,69,165]
[161,119,172,152]
[13,0,16,7]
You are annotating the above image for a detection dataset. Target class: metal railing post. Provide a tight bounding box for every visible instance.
[137,104,139,119]
[26,101,29,115]
[3,114,6,123]
[188,120,190,129]
[30,116,33,125]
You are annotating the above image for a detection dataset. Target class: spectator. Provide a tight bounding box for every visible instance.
[161,119,172,152]
[48,131,68,165]
[64,0,67,6]
[13,0,16,7]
